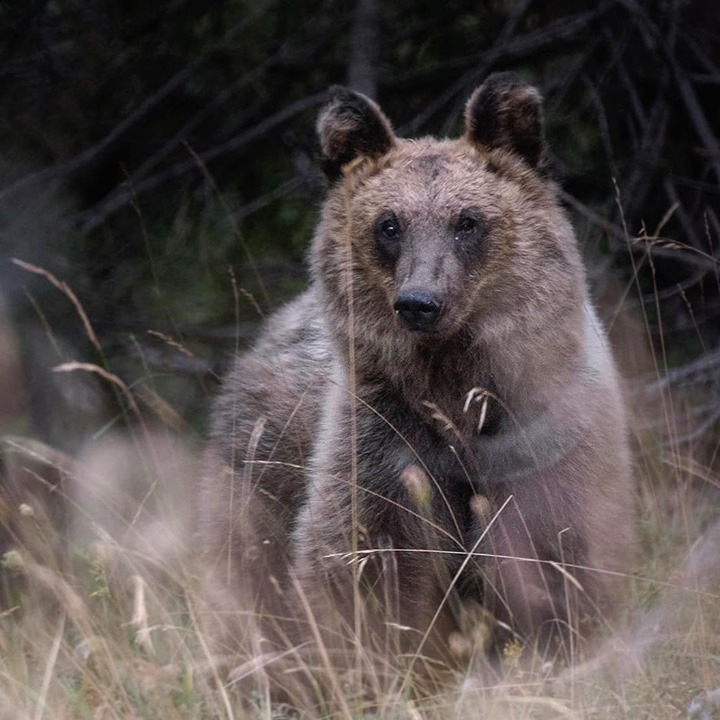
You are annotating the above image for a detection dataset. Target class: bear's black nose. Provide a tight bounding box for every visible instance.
[394,291,443,331]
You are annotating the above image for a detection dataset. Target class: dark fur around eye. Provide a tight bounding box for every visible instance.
[374,211,402,265]
[454,208,488,257]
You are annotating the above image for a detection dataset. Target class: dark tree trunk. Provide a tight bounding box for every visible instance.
[348,0,379,99]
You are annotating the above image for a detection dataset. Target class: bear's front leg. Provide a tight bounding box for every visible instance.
[291,389,461,682]
[293,479,465,689]
[476,473,595,665]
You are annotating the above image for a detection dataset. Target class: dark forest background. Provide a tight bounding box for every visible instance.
[1,0,718,454]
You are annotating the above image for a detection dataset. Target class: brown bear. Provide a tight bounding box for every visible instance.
[199,73,635,680]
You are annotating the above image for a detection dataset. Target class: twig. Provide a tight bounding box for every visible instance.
[77,92,325,234]
[11,259,101,353]
[53,361,141,419]
[0,17,260,203]
[556,189,626,243]
[402,4,609,135]
[88,15,332,214]
[227,176,305,224]
[621,0,720,184]
[647,347,720,391]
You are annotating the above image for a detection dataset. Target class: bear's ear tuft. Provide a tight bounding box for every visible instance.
[317,87,396,180]
[464,72,545,169]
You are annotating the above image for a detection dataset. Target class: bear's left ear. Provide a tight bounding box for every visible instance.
[317,86,396,180]
[464,72,545,169]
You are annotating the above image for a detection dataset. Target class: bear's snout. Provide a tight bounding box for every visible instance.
[393,290,443,331]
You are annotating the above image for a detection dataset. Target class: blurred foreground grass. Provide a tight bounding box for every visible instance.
[1,370,719,719]
[1,247,720,719]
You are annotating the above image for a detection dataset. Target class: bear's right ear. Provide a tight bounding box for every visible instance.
[317,87,396,180]
[464,72,545,169]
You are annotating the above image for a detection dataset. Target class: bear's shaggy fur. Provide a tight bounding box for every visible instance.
[199,73,635,675]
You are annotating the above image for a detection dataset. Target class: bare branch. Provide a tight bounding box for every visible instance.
[400,4,611,135]
[76,92,326,234]
[0,16,261,204]
[670,60,720,185]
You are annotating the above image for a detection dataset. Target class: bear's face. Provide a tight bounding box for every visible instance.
[314,75,583,347]
[338,139,554,339]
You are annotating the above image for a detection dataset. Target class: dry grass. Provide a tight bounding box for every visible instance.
[1,372,719,720]
[1,260,720,719]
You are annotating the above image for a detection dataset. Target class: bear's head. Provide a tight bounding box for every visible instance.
[312,73,584,353]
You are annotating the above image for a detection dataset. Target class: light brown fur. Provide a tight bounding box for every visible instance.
[199,74,635,680]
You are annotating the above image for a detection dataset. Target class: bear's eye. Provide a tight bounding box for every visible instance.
[379,216,400,238]
[374,212,402,266]
[455,213,481,239]
[456,216,476,234]
[454,209,488,259]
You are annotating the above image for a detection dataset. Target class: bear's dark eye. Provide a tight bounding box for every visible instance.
[374,211,402,266]
[454,209,488,257]
[456,216,477,235]
[455,212,482,239]
[379,216,400,238]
